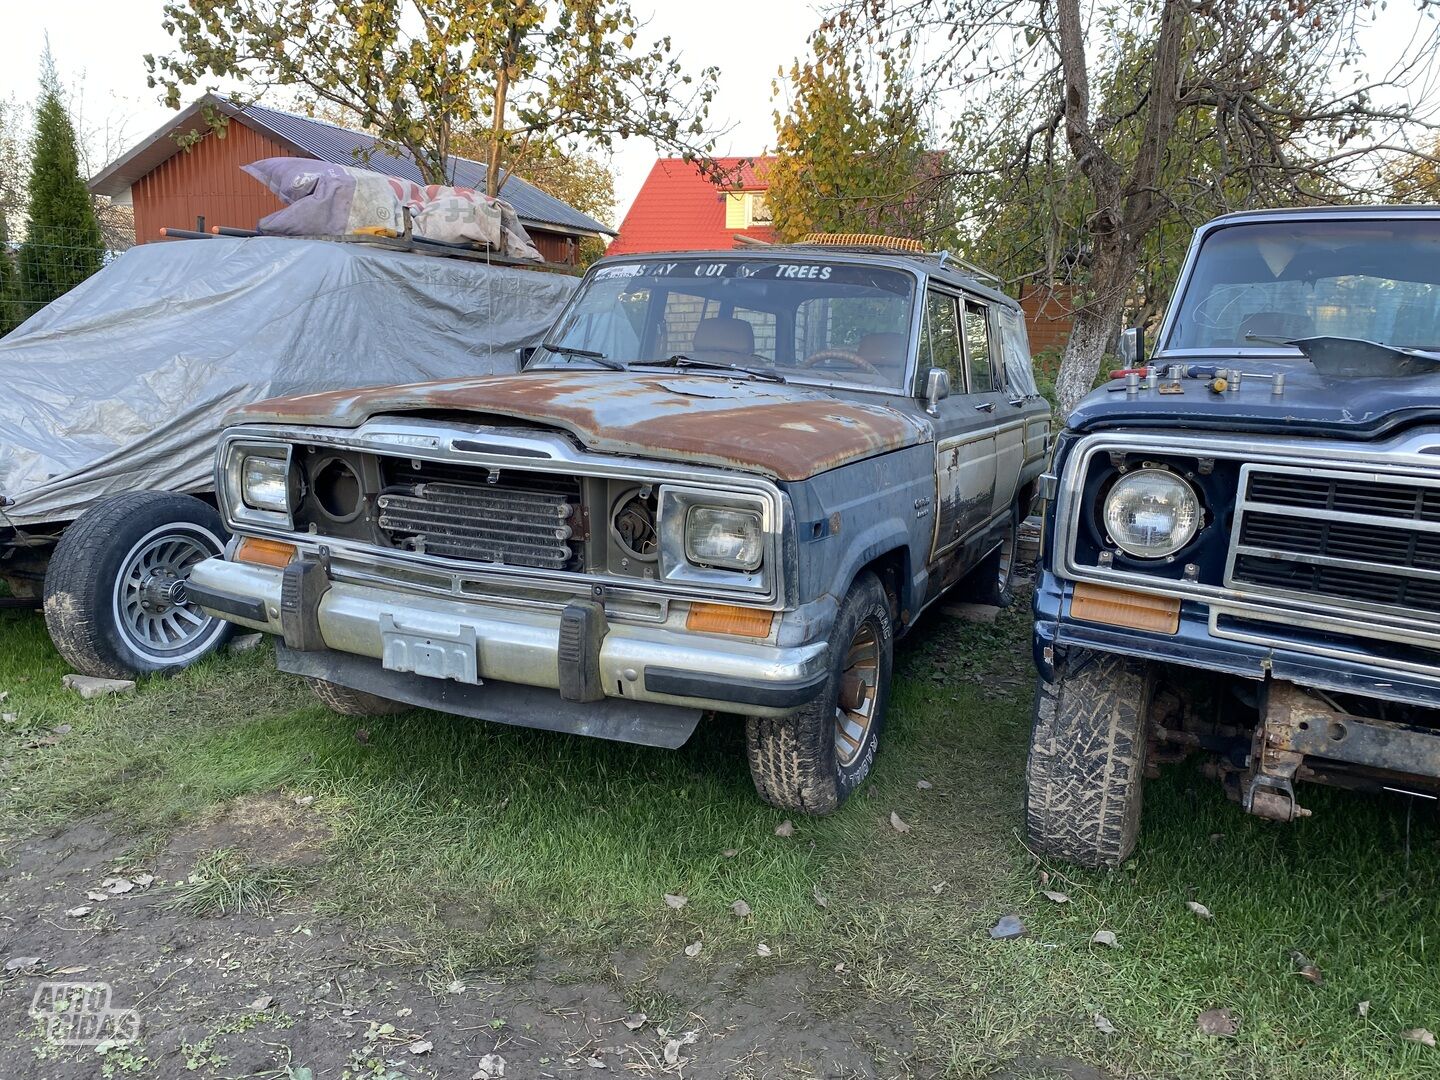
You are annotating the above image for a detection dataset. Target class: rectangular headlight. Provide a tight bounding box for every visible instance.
[240,453,291,512]
[685,506,763,570]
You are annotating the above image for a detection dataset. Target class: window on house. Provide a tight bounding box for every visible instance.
[749,193,773,225]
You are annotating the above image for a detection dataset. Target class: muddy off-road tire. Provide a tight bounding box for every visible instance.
[1025,649,1155,868]
[746,571,893,815]
[44,492,232,680]
[967,505,1020,609]
[306,677,410,717]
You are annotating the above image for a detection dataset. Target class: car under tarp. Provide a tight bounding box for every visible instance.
[0,235,577,527]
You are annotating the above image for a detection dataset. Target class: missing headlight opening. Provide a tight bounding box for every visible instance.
[311,457,363,522]
[611,486,659,562]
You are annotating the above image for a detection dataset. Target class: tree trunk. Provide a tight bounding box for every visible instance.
[1053,241,1137,415]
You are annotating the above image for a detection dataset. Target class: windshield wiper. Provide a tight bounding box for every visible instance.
[1243,332,1299,347]
[636,354,786,384]
[539,343,625,371]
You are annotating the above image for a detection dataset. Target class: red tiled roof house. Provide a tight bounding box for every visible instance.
[608,157,776,255]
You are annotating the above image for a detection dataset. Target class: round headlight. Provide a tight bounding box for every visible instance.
[1103,468,1201,558]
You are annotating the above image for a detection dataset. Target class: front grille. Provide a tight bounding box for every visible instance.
[376,459,583,571]
[1229,466,1440,623]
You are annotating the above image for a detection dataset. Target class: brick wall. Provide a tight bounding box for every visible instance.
[1019,283,1077,354]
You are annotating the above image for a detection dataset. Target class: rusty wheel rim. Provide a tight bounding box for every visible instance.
[834,620,880,768]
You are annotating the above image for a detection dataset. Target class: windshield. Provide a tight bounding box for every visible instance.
[1162,219,1440,353]
[534,257,917,389]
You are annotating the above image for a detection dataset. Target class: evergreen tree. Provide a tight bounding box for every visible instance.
[0,216,17,336]
[15,50,104,322]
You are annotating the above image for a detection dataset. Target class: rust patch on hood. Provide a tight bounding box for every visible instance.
[230,371,929,480]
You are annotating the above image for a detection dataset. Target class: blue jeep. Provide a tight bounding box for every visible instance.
[1028,206,1440,866]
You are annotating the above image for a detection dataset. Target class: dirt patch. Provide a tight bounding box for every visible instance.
[0,817,906,1079]
[164,791,332,869]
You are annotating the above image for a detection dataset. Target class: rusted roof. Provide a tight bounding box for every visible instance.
[231,371,929,481]
[607,157,776,256]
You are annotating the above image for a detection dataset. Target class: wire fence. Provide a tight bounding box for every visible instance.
[1,226,111,335]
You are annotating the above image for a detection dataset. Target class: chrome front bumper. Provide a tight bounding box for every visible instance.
[188,557,830,720]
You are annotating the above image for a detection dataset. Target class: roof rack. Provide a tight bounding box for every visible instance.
[156,211,575,274]
[932,250,1003,285]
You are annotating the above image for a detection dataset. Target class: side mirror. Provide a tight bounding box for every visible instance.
[923,367,951,415]
[517,345,538,370]
[1119,326,1145,367]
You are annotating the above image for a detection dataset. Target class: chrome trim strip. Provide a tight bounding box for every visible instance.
[1208,609,1440,683]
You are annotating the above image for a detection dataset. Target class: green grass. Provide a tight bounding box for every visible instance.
[2,602,1439,1077]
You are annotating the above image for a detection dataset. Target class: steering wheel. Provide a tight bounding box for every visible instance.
[800,348,882,376]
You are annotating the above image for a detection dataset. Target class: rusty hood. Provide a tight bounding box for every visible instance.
[229,370,931,481]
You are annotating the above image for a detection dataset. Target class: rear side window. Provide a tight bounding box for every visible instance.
[996,307,1039,396]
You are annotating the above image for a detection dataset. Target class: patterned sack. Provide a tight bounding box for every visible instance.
[242,157,542,260]
[242,158,404,236]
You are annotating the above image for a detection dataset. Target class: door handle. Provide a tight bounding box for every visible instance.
[1007,397,1025,407]
[974,401,996,412]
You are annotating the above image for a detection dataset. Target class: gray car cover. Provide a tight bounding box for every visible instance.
[0,236,576,527]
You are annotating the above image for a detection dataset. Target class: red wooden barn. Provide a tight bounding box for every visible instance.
[88,94,613,266]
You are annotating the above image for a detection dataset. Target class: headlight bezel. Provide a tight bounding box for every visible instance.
[657,487,772,590]
[1101,466,1203,560]
[220,439,296,531]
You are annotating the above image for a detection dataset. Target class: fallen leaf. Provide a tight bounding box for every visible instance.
[472,1054,507,1079]
[775,819,794,837]
[931,881,947,896]
[834,962,845,973]
[1042,890,1070,904]
[1358,1001,1371,1018]
[53,965,88,975]
[1091,930,1119,949]
[812,885,829,909]
[1402,1028,1436,1047]
[52,724,72,735]
[622,1013,647,1031]
[663,893,688,910]
[409,1040,433,1055]
[756,943,772,957]
[65,906,93,918]
[1094,1013,1117,1035]
[86,891,108,903]
[585,1056,607,1069]
[663,1031,699,1065]
[989,914,1025,940]
[1197,1008,1240,1037]
[1038,870,1051,888]
[102,877,134,895]
[1186,901,1213,920]
[294,795,316,807]
[131,874,155,888]
[684,940,702,958]
[354,727,370,745]
[722,848,738,858]
[249,995,273,1011]
[917,779,933,790]
[4,957,41,972]
[889,811,911,834]
[730,899,751,919]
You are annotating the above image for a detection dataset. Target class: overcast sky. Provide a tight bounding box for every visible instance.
[0,0,821,224]
[0,1,1432,229]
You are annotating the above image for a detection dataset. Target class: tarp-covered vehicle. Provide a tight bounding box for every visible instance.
[0,235,576,679]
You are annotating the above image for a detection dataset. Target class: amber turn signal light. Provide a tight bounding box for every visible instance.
[1070,581,1181,635]
[235,536,298,569]
[686,602,775,639]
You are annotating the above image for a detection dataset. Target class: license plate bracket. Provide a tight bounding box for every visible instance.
[379,614,479,684]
